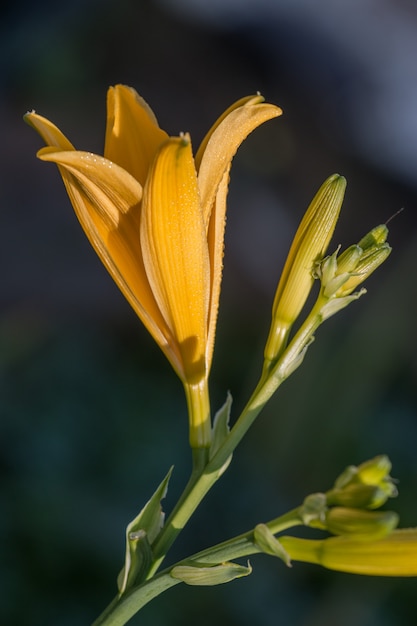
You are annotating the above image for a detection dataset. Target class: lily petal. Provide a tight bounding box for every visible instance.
[38,148,142,224]
[197,95,282,369]
[195,95,266,169]
[206,166,230,370]
[104,85,169,186]
[141,135,210,383]
[196,95,282,227]
[37,147,183,375]
[24,111,75,150]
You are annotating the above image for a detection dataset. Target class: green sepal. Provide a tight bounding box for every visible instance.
[319,289,366,320]
[254,524,292,567]
[118,467,173,594]
[171,560,252,586]
[209,392,233,474]
[299,492,327,525]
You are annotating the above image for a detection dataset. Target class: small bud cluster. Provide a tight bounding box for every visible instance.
[300,456,398,540]
[262,174,392,380]
[317,225,391,300]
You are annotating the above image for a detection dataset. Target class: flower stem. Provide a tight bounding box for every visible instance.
[184,378,212,451]
[150,299,326,571]
[92,509,302,626]
[93,297,327,625]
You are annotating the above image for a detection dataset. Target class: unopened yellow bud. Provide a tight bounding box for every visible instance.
[327,483,393,510]
[356,455,393,484]
[264,174,346,369]
[338,243,391,296]
[336,245,362,274]
[318,225,391,299]
[322,507,398,539]
[328,455,397,509]
[280,529,417,576]
[358,224,389,248]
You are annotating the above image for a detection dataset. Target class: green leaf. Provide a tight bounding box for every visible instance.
[209,392,232,473]
[118,467,173,594]
[254,524,292,567]
[171,560,252,586]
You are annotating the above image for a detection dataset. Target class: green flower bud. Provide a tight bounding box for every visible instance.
[327,483,394,510]
[263,174,346,369]
[356,455,393,484]
[316,224,391,300]
[358,224,389,248]
[338,243,391,296]
[328,456,397,510]
[336,244,362,273]
[323,507,399,540]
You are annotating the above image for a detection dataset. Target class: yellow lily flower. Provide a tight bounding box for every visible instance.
[25,85,282,448]
[280,529,417,576]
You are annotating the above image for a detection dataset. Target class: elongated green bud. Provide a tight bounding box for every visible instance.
[358,224,389,248]
[338,243,391,296]
[264,174,346,369]
[318,225,391,299]
[326,483,394,509]
[336,244,362,273]
[328,455,397,509]
[356,455,393,484]
[311,507,399,540]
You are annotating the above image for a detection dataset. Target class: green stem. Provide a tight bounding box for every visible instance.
[93,298,327,625]
[184,378,212,451]
[188,507,303,564]
[210,297,325,464]
[151,297,325,565]
[92,571,182,626]
[148,464,219,576]
[92,509,302,626]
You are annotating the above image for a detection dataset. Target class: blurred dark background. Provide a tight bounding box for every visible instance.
[1,0,417,624]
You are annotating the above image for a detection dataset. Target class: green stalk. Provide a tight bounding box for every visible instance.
[150,296,325,570]
[92,509,302,626]
[93,297,327,625]
[184,379,212,452]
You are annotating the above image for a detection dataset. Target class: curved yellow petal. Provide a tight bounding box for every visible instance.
[38,148,143,223]
[37,147,183,375]
[196,96,282,370]
[141,136,210,384]
[194,95,265,169]
[104,85,169,186]
[206,166,230,370]
[197,95,282,227]
[24,111,75,150]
